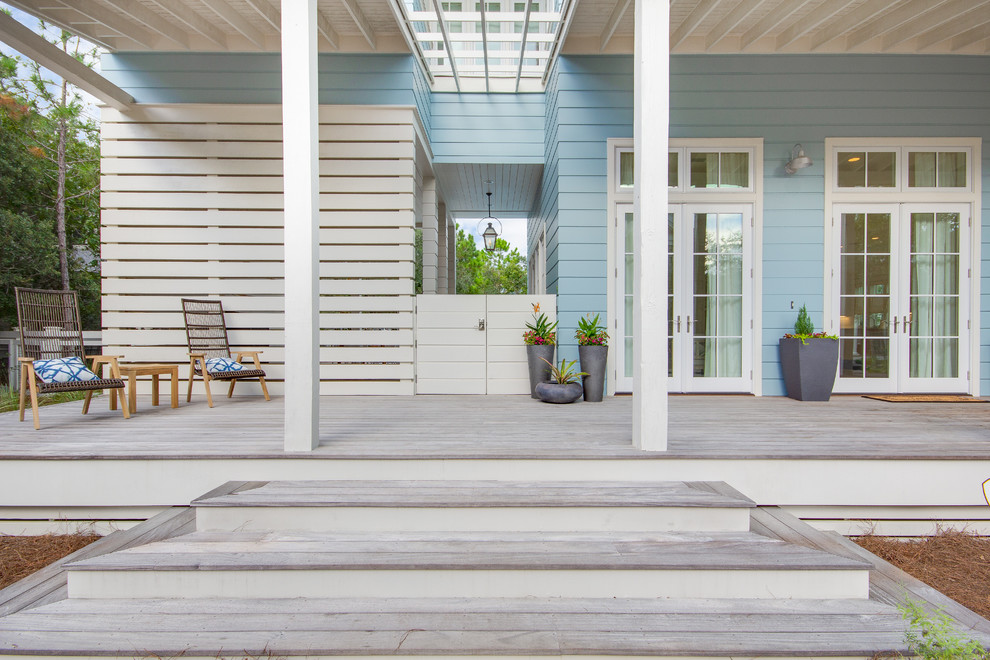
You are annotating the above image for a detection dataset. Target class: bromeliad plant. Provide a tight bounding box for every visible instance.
[539,357,587,385]
[575,313,609,346]
[523,302,558,345]
[783,305,837,344]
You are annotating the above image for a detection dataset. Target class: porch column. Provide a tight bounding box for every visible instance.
[437,200,449,294]
[422,177,440,293]
[632,0,669,451]
[281,0,321,451]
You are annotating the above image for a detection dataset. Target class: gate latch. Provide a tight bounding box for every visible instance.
[478,319,486,331]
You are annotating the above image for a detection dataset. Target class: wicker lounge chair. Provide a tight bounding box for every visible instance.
[15,287,129,430]
[182,298,270,407]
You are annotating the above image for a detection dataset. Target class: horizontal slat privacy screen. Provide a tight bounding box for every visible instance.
[101,104,419,395]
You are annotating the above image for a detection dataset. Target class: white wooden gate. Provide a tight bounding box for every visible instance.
[415,295,556,394]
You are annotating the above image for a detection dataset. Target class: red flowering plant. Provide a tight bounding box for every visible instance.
[575,313,609,346]
[523,303,558,345]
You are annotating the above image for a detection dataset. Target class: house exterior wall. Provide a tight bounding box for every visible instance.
[534,53,990,395]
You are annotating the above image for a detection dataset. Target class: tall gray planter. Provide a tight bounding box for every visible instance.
[526,344,555,399]
[779,337,839,401]
[578,345,607,402]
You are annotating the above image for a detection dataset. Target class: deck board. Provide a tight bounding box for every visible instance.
[2,394,990,460]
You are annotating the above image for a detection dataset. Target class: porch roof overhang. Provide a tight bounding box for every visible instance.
[3,0,988,97]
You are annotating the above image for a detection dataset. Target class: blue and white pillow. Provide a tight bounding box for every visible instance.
[206,357,246,374]
[33,357,100,384]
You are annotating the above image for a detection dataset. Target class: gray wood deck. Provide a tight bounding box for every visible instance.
[1,393,989,460]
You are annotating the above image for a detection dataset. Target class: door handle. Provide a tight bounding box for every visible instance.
[477,318,486,331]
[686,316,692,332]
[676,316,681,332]
[902,314,911,333]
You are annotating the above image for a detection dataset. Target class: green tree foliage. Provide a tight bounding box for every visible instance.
[0,23,101,329]
[454,227,527,295]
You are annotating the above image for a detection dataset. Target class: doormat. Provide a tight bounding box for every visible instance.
[862,394,990,403]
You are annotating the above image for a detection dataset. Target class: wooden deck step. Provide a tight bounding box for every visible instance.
[65,530,870,600]
[0,596,910,658]
[192,480,755,532]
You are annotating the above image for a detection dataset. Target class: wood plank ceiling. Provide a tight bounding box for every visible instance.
[6,0,989,56]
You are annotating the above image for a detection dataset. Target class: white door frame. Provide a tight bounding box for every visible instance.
[607,137,763,396]
[824,137,982,395]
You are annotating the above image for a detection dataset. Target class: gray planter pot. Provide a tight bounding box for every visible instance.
[526,344,555,399]
[535,381,583,404]
[578,345,607,402]
[779,337,839,402]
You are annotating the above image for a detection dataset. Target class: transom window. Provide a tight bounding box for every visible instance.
[616,147,754,193]
[833,144,972,192]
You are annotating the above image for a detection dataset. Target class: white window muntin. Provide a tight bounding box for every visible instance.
[614,146,755,194]
[830,141,975,194]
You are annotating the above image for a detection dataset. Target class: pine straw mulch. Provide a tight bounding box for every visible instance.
[855,529,990,620]
[0,533,101,591]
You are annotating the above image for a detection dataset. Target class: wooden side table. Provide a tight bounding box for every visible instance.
[115,364,179,414]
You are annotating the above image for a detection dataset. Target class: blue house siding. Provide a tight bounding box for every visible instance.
[534,56,633,364]
[101,52,425,108]
[537,53,990,395]
[429,93,544,163]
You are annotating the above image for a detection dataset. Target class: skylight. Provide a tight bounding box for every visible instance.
[401,0,567,92]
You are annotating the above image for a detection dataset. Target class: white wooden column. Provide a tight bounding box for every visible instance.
[632,0,669,451]
[437,200,449,294]
[281,0,321,451]
[422,178,439,293]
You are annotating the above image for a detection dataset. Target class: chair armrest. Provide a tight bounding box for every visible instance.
[17,357,34,364]
[234,351,264,369]
[90,355,124,379]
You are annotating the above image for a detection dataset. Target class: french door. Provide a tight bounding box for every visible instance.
[615,203,753,393]
[832,204,971,393]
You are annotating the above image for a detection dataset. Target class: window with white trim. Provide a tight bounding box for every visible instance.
[832,144,973,193]
[616,147,755,194]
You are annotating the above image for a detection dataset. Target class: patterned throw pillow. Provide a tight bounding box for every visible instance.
[205,357,246,374]
[33,357,100,384]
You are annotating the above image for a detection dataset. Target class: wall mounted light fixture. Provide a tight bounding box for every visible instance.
[785,144,813,174]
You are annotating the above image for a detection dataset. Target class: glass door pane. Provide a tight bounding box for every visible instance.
[622,210,634,386]
[838,212,892,382]
[908,211,961,380]
[690,212,743,380]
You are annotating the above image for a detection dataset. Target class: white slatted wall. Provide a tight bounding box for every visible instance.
[101,104,419,396]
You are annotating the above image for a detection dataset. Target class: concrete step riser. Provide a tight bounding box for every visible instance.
[68,567,870,600]
[194,505,752,533]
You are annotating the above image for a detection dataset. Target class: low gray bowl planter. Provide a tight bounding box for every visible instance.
[535,381,583,404]
[779,337,839,401]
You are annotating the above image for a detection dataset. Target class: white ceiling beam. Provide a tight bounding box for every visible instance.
[845,0,951,50]
[243,0,282,32]
[739,0,803,51]
[433,0,461,91]
[479,0,489,92]
[199,0,267,48]
[704,0,760,51]
[881,0,974,50]
[1,0,118,50]
[0,10,133,110]
[339,0,377,50]
[599,0,631,51]
[52,0,158,49]
[316,11,341,50]
[671,0,718,49]
[914,3,990,50]
[809,0,899,51]
[775,0,856,50]
[951,22,990,51]
[147,0,228,48]
[543,0,578,84]
[383,0,434,83]
[516,0,534,90]
[99,0,190,49]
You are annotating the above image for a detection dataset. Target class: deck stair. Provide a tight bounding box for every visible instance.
[0,479,921,657]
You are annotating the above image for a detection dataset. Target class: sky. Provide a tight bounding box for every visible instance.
[457,217,528,255]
